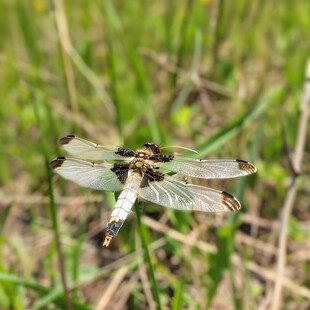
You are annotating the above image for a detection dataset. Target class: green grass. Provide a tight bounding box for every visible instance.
[0,0,310,309]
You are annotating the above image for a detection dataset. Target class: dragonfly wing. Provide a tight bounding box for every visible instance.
[50,157,127,191]
[159,157,256,179]
[59,135,134,161]
[138,174,240,212]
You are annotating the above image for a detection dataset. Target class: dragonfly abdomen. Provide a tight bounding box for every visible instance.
[103,173,141,246]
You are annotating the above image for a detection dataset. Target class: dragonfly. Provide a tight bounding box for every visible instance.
[50,135,257,247]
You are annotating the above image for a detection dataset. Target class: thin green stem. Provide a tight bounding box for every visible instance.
[32,96,73,310]
[211,0,226,75]
[171,0,194,90]
[134,203,162,310]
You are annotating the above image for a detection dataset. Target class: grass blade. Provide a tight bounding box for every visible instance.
[0,272,93,310]
[196,87,282,156]
[170,280,183,310]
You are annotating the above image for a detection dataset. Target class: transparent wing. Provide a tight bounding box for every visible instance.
[158,157,256,179]
[59,135,133,161]
[139,175,240,212]
[50,157,124,191]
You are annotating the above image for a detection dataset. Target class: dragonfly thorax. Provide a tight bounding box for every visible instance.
[129,158,151,172]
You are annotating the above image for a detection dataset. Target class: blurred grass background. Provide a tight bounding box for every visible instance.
[0,0,310,309]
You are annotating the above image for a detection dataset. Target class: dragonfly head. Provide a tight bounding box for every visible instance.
[137,143,162,155]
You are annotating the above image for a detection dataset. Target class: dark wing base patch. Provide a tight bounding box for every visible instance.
[115,148,136,157]
[111,164,130,184]
[141,168,165,188]
[149,154,174,162]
